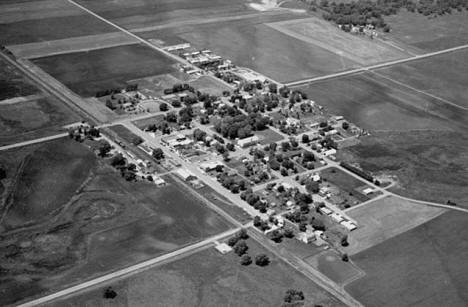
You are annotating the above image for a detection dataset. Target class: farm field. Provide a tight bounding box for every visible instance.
[346,211,468,307]
[345,196,445,255]
[0,95,80,146]
[338,130,468,208]
[172,21,359,83]
[0,56,37,100]
[0,0,114,46]
[0,139,232,306]
[300,72,468,132]
[384,10,468,52]
[305,251,362,285]
[267,17,410,65]
[43,236,345,307]
[76,0,259,30]
[376,48,468,109]
[32,44,178,97]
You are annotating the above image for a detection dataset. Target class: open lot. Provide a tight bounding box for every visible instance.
[0,0,114,46]
[32,44,177,97]
[305,251,362,285]
[267,17,410,65]
[384,10,468,52]
[0,57,37,100]
[339,130,468,208]
[345,196,445,255]
[44,236,345,307]
[347,211,468,307]
[376,48,468,109]
[188,75,232,96]
[0,139,231,306]
[300,72,468,132]
[0,96,80,146]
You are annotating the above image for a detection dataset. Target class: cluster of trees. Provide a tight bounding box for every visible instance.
[282,289,305,307]
[109,153,137,181]
[68,125,101,142]
[253,215,271,230]
[237,94,280,113]
[96,84,138,98]
[340,162,374,182]
[152,148,165,161]
[213,112,270,140]
[163,83,195,95]
[319,0,468,32]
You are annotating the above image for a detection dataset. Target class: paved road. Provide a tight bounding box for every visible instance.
[285,43,468,87]
[16,228,241,307]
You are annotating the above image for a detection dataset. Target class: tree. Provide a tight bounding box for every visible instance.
[284,228,294,238]
[237,228,249,240]
[341,235,349,247]
[305,180,319,193]
[255,254,270,266]
[98,141,112,157]
[152,148,165,160]
[283,289,305,304]
[159,102,168,111]
[110,153,126,167]
[342,121,349,130]
[165,111,177,122]
[268,229,284,243]
[240,254,252,266]
[281,141,291,152]
[233,240,249,256]
[301,134,310,144]
[342,253,349,262]
[311,218,326,231]
[0,167,6,180]
[103,287,117,299]
[227,236,240,247]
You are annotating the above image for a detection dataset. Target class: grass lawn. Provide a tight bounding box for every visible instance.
[0,57,37,100]
[188,75,232,96]
[376,49,468,108]
[305,251,362,285]
[300,72,468,132]
[43,236,345,307]
[255,128,285,145]
[384,10,468,52]
[108,124,142,144]
[132,114,165,130]
[320,167,372,204]
[32,44,177,97]
[0,139,232,306]
[345,196,445,255]
[338,130,468,208]
[346,211,468,307]
[0,96,81,146]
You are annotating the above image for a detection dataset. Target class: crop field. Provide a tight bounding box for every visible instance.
[305,251,362,285]
[44,236,345,307]
[346,211,468,307]
[0,57,37,100]
[376,49,468,108]
[0,96,80,146]
[300,72,467,132]
[0,0,114,46]
[7,32,138,59]
[338,130,468,208]
[0,139,232,306]
[384,10,468,52]
[345,196,445,255]
[32,44,178,97]
[76,0,258,30]
[267,17,410,65]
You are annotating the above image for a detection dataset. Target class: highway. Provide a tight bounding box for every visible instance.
[16,228,242,307]
[285,43,468,87]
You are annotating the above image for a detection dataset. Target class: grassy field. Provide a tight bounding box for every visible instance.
[255,128,285,145]
[108,125,142,145]
[188,75,232,96]
[346,211,468,307]
[173,20,359,82]
[338,130,468,208]
[76,0,257,30]
[0,139,232,306]
[300,72,467,132]
[320,167,372,204]
[32,44,177,97]
[44,236,345,307]
[267,17,409,65]
[0,57,37,100]
[376,49,468,108]
[305,251,362,285]
[0,96,80,146]
[0,2,114,46]
[384,10,468,52]
[345,196,445,255]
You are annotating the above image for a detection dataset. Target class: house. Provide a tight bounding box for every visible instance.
[237,135,260,148]
[297,229,316,244]
[319,206,332,215]
[153,177,166,187]
[340,220,357,231]
[323,148,337,156]
[311,173,321,182]
[214,242,232,254]
[200,161,224,172]
[331,212,344,223]
[175,168,196,181]
[363,187,374,195]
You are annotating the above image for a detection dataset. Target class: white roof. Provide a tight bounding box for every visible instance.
[214,243,232,254]
[340,220,357,231]
[175,168,195,180]
[319,207,332,215]
[363,188,374,195]
[331,213,344,222]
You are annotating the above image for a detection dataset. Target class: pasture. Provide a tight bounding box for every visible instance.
[338,130,468,208]
[384,10,468,52]
[0,96,80,146]
[376,48,468,109]
[0,57,37,100]
[0,139,232,306]
[32,44,177,97]
[345,196,445,255]
[43,237,345,307]
[346,211,468,307]
[300,72,467,132]
[267,17,410,65]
